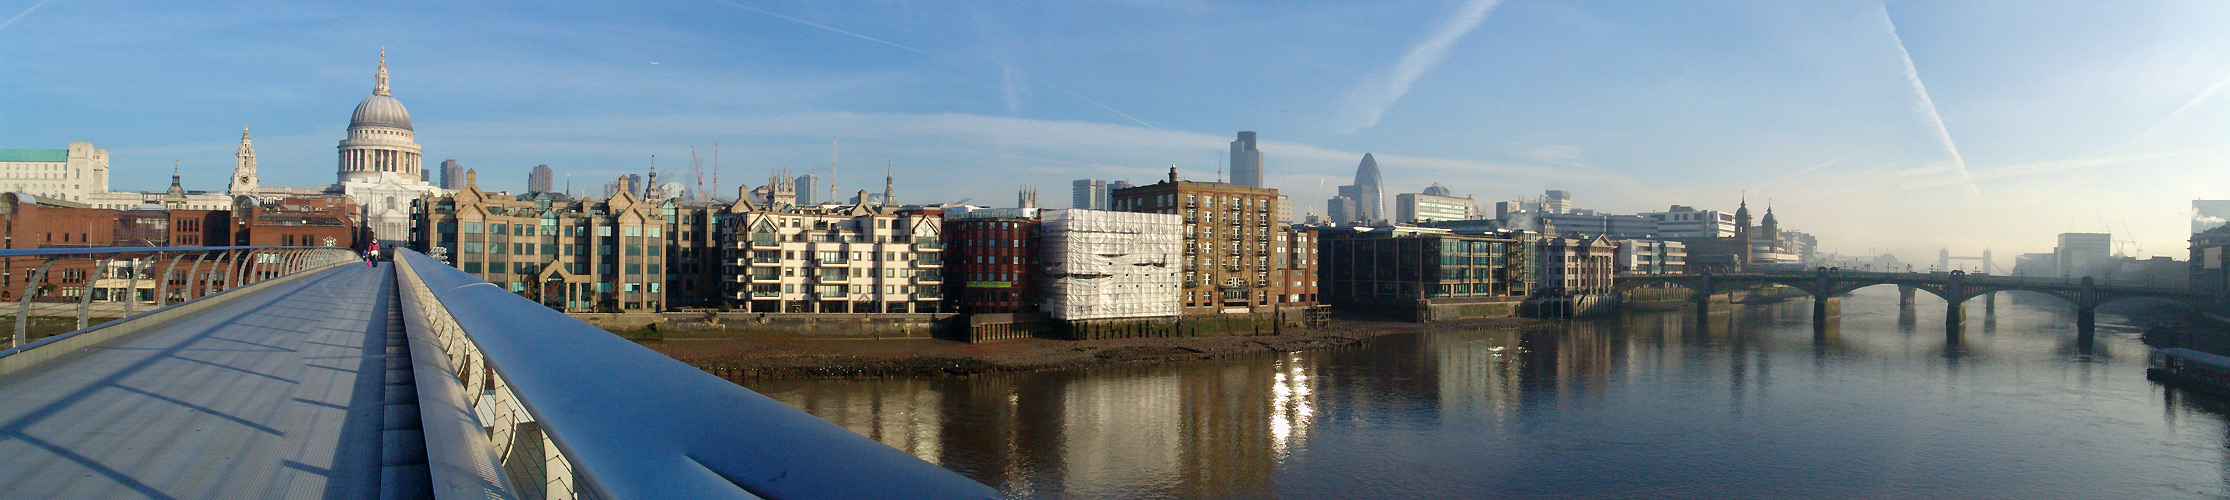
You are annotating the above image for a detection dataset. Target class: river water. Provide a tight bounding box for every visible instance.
[739,287,2230,499]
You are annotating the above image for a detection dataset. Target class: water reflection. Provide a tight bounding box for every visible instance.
[740,287,2230,499]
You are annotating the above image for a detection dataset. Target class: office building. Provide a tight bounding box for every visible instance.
[1616,239,1686,275]
[1323,155,1386,224]
[1395,191,1481,224]
[1642,206,1738,238]
[1319,226,1532,306]
[1230,131,1262,188]
[796,174,818,205]
[0,142,109,203]
[1112,168,1317,314]
[2195,200,2230,234]
[2193,225,2230,292]
[529,165,554,193]
[1537,234,1617,295]
[2056,232,2112,278]
[1543,190,1573,214]
[1072,179,1108,210]
[439,160,463,190]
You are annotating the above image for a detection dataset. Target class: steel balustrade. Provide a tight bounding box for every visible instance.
[391,248,1000,500]
[0,246,361,348]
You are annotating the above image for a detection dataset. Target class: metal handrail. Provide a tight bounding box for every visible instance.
[392,248,1001,500]
[0,245,362,347]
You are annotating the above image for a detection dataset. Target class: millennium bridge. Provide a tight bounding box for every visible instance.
[1618,269,2218,338]
[0,246,997,499]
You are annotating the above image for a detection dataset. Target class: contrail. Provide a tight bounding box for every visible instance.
[2121,71,2230,151]
[0,0,55,32]
[710,0,925,54]
[1750,155,1850,194]
[1879,3,1979,196]
[1022,73,1164,132]
[1337,0,1504,134]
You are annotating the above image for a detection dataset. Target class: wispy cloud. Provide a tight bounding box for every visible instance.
[1878,3,1978,196]
[709,0,926,54]
[0,0,54,32]
[1336,0,1504,134]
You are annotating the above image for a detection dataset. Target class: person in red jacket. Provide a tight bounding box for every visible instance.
[364,241,381,267]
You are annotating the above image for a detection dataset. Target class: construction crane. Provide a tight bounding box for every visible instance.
[2116,221,2144,258]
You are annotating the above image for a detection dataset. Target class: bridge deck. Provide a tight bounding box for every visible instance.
[0,264,396,499]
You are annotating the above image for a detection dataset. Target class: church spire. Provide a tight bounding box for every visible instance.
[374,48,391,97]
[882,161,894,208]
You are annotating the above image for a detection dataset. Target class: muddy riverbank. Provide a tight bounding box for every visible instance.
[643,315,1547,378]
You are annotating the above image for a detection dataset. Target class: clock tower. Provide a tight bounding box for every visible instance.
[229,125,258,195]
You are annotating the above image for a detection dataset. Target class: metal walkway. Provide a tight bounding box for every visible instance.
[0,263,398,499]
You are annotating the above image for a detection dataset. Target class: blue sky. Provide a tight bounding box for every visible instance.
[3,0,2228,264]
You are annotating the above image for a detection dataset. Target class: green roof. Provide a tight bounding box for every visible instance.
[0,150,67,162]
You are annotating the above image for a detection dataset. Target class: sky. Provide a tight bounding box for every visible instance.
[2,0,2228,266]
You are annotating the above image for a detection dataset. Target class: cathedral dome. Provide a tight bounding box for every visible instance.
[351,94,412,131]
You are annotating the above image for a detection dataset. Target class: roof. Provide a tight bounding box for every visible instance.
[0,150,67,162]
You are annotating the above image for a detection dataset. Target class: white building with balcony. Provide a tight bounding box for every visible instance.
[718,189,945,313]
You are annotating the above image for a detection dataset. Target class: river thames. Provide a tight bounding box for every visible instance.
[741,287,2228,499]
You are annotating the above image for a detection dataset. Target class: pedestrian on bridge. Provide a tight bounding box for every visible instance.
[364,241,380,267]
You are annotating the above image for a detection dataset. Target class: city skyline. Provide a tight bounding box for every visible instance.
[3,1,2227,262]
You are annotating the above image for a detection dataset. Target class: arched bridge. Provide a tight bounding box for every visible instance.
[1618,269,2220,334]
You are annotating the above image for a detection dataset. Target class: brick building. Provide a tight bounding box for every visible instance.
[1111,168,1317,314]
[232,194,360,249]
[0,193,239,303]
[942,209,1041,314]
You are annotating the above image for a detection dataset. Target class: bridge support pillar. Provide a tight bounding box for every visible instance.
[2076,304,2097,338]
[1984,292,1996,316]
[1899,285,1916,307]
[1811,295,1840,330]
[1945,300,1966,335]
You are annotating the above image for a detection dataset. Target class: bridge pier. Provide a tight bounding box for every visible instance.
[1811,295,1840,330]
[1984,292,1996,316]
[2076,304,2097,338]
[1945,300,1966,335]
[1898,285,1916,308]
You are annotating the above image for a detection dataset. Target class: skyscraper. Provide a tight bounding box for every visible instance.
[1543,190,1573,214]
[439,159,462,190]
[1230,131,1262,188]
[1352,153,1383,223]
[1073,179,1108,210]
[529,164,554,193]
[796,174,818,205]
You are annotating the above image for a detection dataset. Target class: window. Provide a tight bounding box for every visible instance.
[489,223,507,234]
[647,227,661,238]
[462,242,483,254]
[624,226,642,237]
[597,226,612,237]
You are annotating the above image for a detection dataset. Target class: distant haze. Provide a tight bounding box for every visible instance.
[3,1,2226,264]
